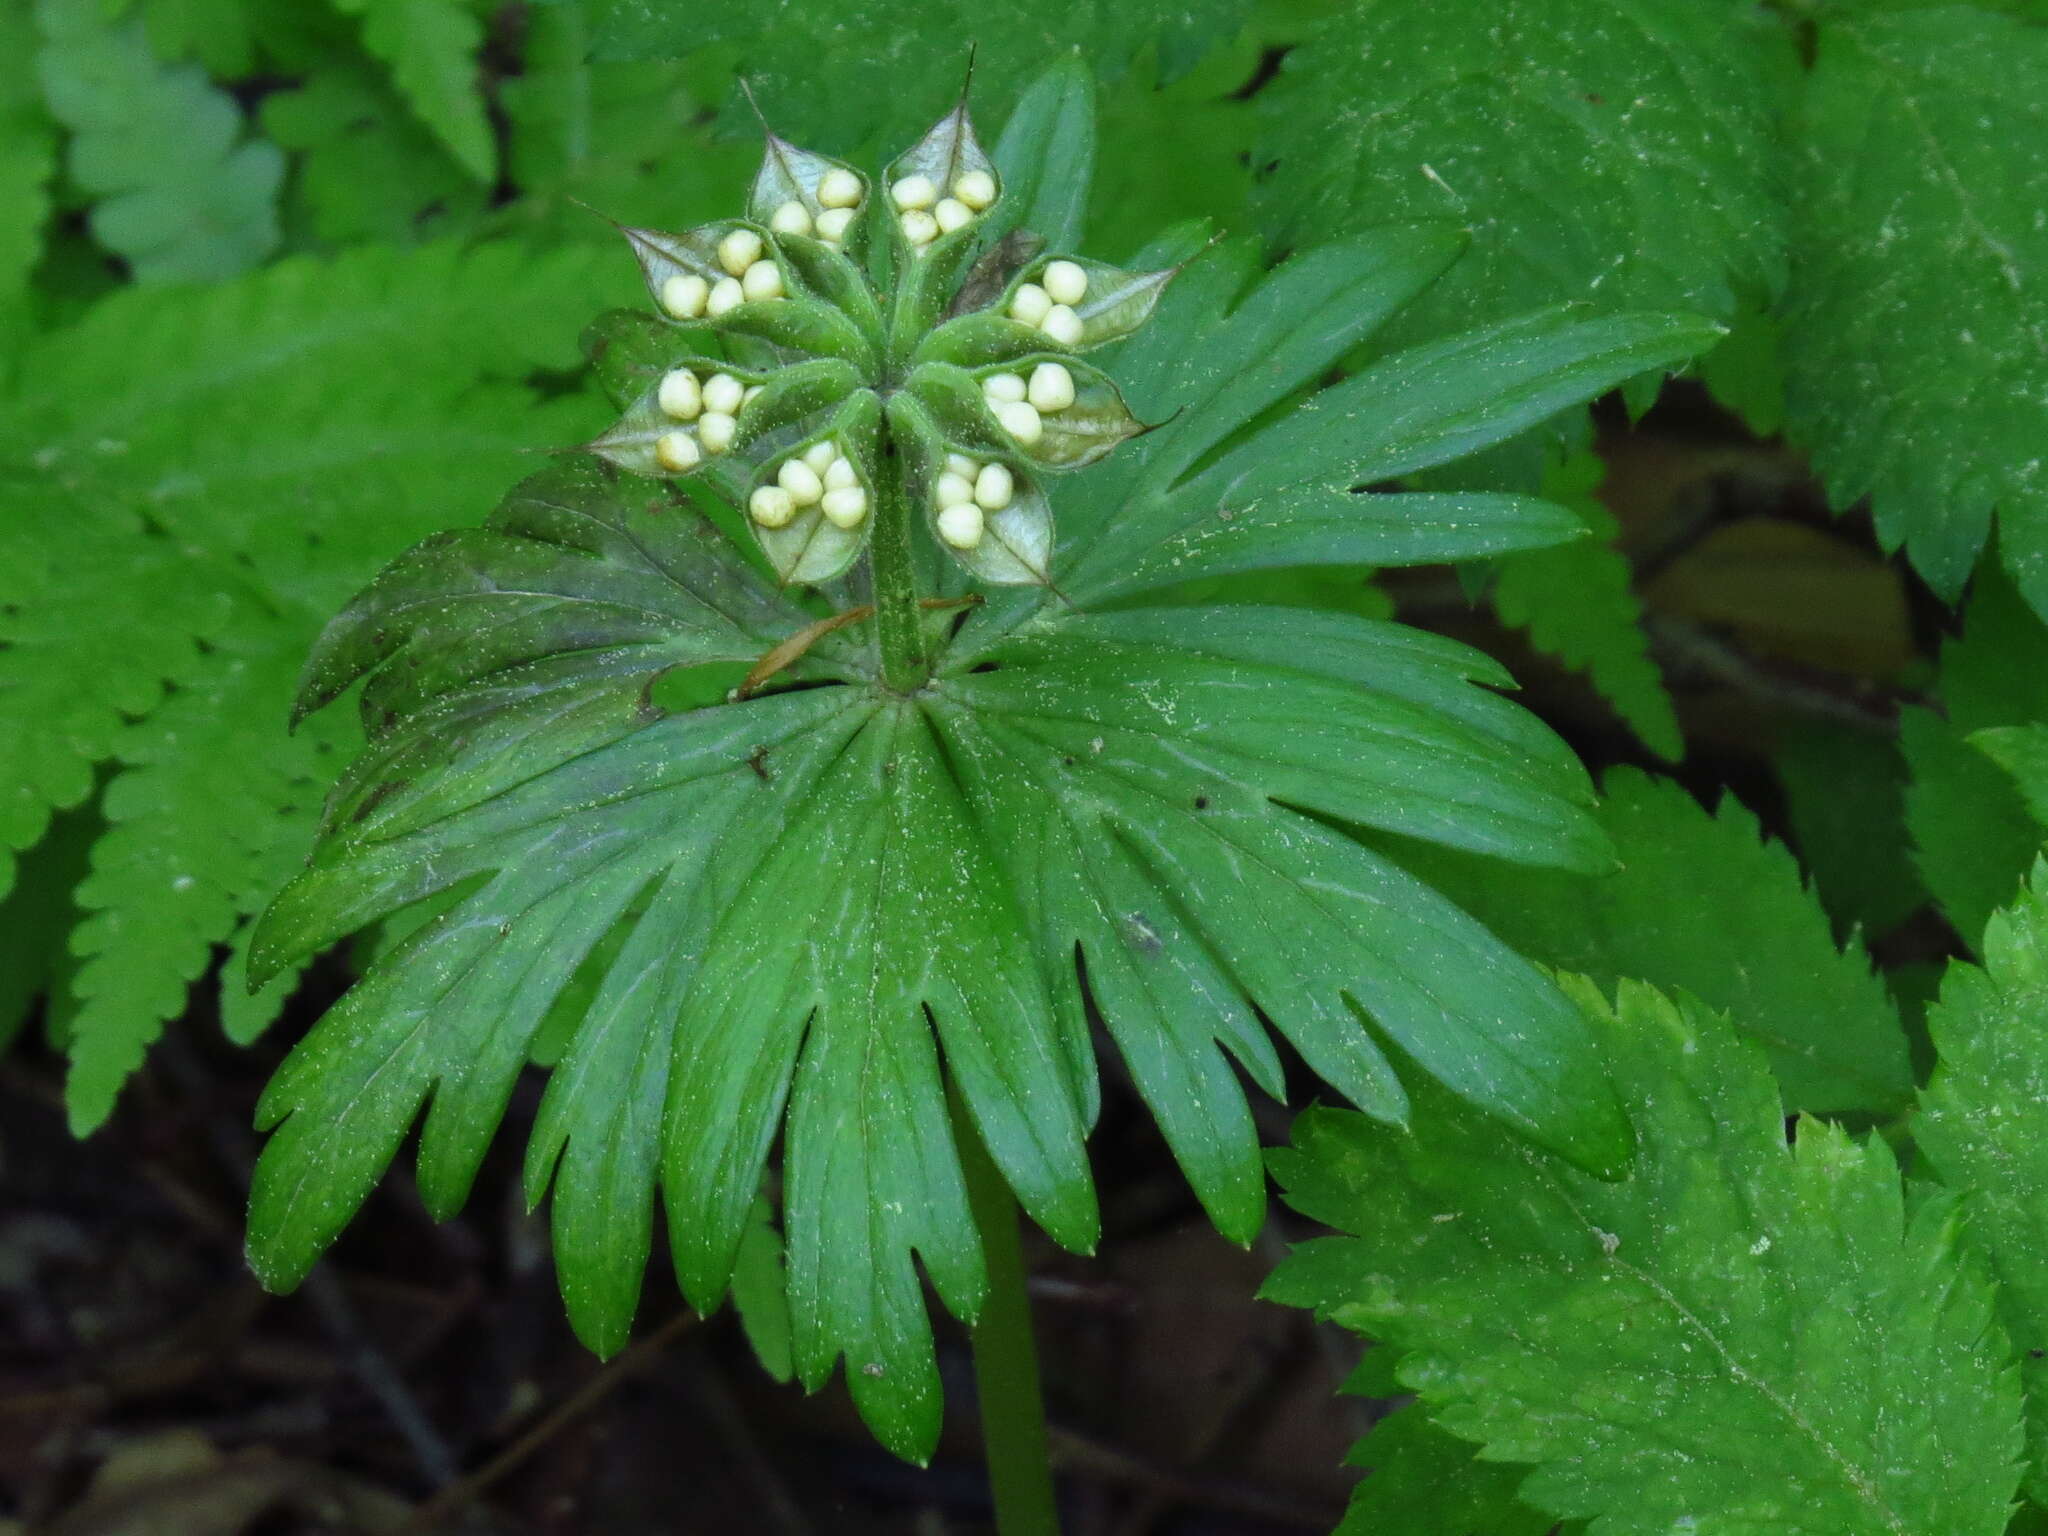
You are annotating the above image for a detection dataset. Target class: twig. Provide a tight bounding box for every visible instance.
[398,1308,698,1534]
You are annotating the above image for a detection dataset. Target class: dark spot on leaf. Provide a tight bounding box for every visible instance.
[1062,755,1076,768]
[1193,795,1209,810]
[498,923,513,938]
[1585,92,1605,105]
[748,745,772,782]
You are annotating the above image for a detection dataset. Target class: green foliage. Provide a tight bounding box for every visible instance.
[1338,1405,1553,1536]
[1784,8,2048,606]
[1257,0,1787,344]
[10,4,2048,1523]
[33,0,283,282]
[1389,767,1911,1114]
[235,132,1716,1450]
[1489,450,1682,759]
[329,0,496,184]
[1,239,630,1132]
[1902,565,2048,945]
[1267,977,2024,1534]
[590,0,1255,151]
[1918,864,2048,1501]
[0,11,55,344]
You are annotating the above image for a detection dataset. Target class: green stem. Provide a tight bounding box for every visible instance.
[954,1098,1061,1536]
[870,430,929,692]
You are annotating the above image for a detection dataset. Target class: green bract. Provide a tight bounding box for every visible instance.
[245,80,1720,1461]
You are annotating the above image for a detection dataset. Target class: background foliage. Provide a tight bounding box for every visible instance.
[8,0,2048,1528]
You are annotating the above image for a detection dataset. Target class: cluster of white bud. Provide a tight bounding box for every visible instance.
[978,361,1075,448]
[930,449,1016,550]
[766,168,865,251]
[652,368,760,471]
[750,438,868,531]
[891,167,996,251]
[1006,260,1088,347]
[656,228,790,321]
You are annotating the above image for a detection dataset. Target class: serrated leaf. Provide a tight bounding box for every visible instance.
[329,0,495,184]
[261,64,485,246]
[1917,863,2048,1501]
[65,611,352,1135]
[1901,565,2048,944]
[1257,0,1785,348]
[1784,9,2048,607]
[1338,1405,1553,1536]
[501,0,754,237]
[1491,450,1682,760]
[1389,767,1911,1114]
[33,0,283,282]
[1266,978,2023,1534]
[0,480,230,904]
[590,0,1254,153]
[1,239,631,1120]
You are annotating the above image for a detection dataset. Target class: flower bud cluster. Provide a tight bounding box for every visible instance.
[588,96,1173,590]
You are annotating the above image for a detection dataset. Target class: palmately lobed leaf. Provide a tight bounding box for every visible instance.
[1266,978,2024,1535]
[242,130,1723,1459]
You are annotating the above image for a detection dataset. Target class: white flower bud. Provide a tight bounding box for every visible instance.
[702,373,745,414]
[698,411,737,453]
[707,277,744,317]
[1041,303,1084,346]
[817,168,864,209]
[803,440,838,474]
[659,273,709,320]
[1042,260,1088,306]
[824,455,859,490]
[740,385,763,410]
[900,210,939,246]
[655,431,701,473]
[1008,283,1052,326]
[750,484,797,528]
[718,227,764,277]
[934,471,975,508]
[992,400,1042,446]
[973,461,1015,511]
[934,197,973,234]
[952,170,996,210]
[891,174,938,211]
[981,371,1027,404]
[945,452,980,478]
[777,456,824,505]
[815,207,855,244]
[1027,362,1075,413]
[769,200,812,237]
[821,487,869,528]
[936,501,985,549]
[657,368,702,420]
[741,258,784,302]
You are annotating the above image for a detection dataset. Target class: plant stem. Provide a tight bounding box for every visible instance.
[870,432,929,692]
[954,1098,1061,1536]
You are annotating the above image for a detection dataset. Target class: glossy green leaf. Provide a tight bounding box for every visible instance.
[989,54,1094,252]
[1389,767,1912,1114]
[1267,979,2023,1534]
[1785,9,2048,607]
[1917,864,2048,1501]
